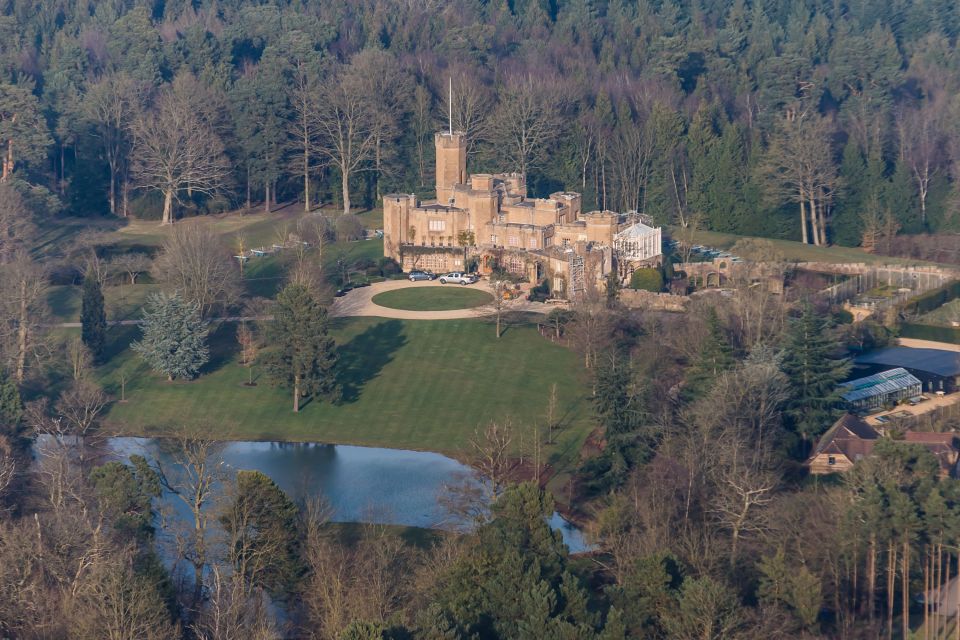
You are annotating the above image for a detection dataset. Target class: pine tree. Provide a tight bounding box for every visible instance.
[80,275,107,362]
[682,308,735,401]
[262,284,340,412]
[781,303,850,444]
[132,292,210,381]
[0,370,23,443]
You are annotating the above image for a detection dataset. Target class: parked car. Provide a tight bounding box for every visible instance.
[438,272,477,285]
[408,270,435,281]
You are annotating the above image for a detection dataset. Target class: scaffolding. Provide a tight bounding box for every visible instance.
[570,255,585,301]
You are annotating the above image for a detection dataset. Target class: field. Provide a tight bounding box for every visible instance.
[372,287,493,311]
[95,316,591,475]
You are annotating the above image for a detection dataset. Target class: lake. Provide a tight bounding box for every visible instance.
[103,437,592,553]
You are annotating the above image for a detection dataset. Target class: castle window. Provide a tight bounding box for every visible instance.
[828,456,836,466]
[490,234,498,245]
[553,277,564,292]
[528,238,537,249]
[508,236,519,247]
[428,219,446,232]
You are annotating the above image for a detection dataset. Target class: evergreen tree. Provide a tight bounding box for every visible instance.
[682,308,735,401]
[131,292,210,381]
[781,303,851,444]
[0,370,23,444]
[262,283,340,412]
[220,470,300,598]
[80,275,106,362]
[89,455,162,540]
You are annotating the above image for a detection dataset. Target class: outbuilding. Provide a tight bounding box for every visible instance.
[854,347,960,394]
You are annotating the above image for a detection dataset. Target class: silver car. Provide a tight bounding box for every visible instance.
[438,272,477,285]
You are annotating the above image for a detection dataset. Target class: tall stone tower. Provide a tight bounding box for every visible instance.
[435,131,466,204]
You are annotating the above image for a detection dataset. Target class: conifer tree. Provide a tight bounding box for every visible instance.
[682,308,735,401]
[0,370,23,443]
[781,303,850,444]
[132,292,209,381]
[262,283,340,412]
[80,275,106,362]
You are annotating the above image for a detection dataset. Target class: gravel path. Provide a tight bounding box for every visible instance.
[330,278,559,320]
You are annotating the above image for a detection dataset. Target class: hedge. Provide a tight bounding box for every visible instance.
[630,268,664,292]
[899,323,960,345]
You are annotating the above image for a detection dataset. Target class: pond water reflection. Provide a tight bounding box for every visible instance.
[105,438,592,553]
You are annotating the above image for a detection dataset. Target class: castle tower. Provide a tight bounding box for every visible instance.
[383,193,417,261]
[435,132,466,204]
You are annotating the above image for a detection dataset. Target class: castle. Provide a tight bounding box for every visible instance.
[382,130,662,299]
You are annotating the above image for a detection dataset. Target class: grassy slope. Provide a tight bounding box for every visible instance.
[372,287,493,311]
[96,317,591,474]
[681,228,932,265]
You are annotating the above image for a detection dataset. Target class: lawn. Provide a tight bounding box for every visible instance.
[678,228,937,266]
[372,287,493,311]
[95,317,591,476]
[47,283,162,323]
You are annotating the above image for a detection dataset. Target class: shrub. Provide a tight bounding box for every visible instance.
[335,214,366,241]
[630,268,664,292]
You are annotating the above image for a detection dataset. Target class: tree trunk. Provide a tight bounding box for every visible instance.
[264,182,271,214]
[799,196,809,245]
[868,534,877,623]
[293,376,300,413]
[246,165,251,211]
[108,159,117,215]
[16,277,28,384]
[903,540,911,640]
[162,188,174,225]
[342,169,351,216]
[303,146,311,212]
[888,542,897,640]
[809,193,821,246]
[925,550,931,640]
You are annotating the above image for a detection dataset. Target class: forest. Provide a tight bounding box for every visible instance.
[1,0,960,249]
[3,0,960,639]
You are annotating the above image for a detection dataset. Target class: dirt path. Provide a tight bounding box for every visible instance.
[330,279,560,320]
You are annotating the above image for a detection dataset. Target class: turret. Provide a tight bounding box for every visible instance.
[435,132,466,204]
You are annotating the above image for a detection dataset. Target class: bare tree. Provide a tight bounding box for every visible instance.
[192,565,279,640]
[412,83,433,186]
[0,253,49,383]
[0,183,37,263]
[897,99,946,226]
[352,49,406,201]
[130,79,230,224]
[470,420,515,500]
[478,278,510,338]
[438,70,493,157]
[288,62,322,212]
[83,72,145,216]
[762,108,838,245]
[111,252,152,285]
[155,435,226,611]
[69,552,181,640]
[488,75,566,176]
[152,222,241,318]
[55,379,109,469]
[313,63,377,216]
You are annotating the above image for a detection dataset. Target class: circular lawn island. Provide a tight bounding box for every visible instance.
[371,286,493,311]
